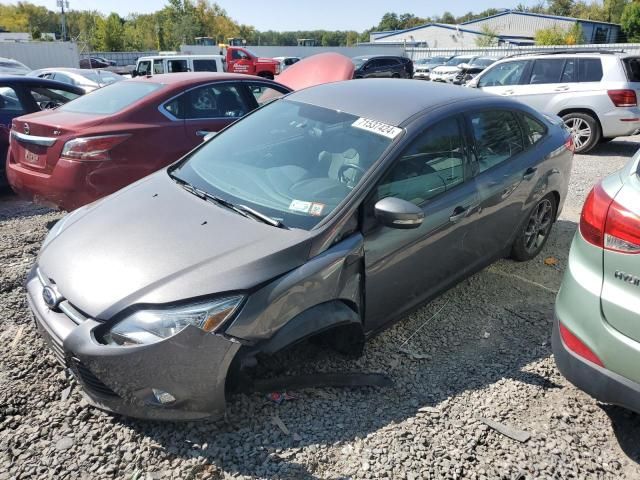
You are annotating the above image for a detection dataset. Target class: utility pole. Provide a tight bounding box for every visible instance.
[57,0,69,41]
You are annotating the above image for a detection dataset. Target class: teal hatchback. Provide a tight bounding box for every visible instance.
[554,152,640,413]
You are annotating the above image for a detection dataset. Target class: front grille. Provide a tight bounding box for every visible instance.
[32,311,66,366]
[70,358,118,398]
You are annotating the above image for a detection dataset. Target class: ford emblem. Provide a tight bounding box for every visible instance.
[42,286,61,309]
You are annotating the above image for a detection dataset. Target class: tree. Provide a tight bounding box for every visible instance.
[547,0,575,16]
[378,12,401,31]
[439,11,456,24]
[475,24,499,47]
[95,13,124,51]
[534,23,583,44]
[621,1,640,42]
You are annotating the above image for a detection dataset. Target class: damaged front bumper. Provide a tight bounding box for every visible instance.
[26,267,240,421]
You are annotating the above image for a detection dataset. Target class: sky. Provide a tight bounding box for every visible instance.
[8,0,546,31]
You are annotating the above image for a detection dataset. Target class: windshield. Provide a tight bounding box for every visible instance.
[170,99,396,230]
[352,57,367,69]
[446,57,472,66]
[59,81,162,114]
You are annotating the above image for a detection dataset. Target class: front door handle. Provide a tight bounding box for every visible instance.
[554,85,570,92]
[449,206,468,223]
[196,130,212,137]
[523,167,537,180]
[502,89,514,95]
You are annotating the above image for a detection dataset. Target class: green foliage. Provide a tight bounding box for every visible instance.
[475,25,499,47]
[535,23,584,44]
[621,1,640,42]
[548,0,575,16]
[96,13,124,51]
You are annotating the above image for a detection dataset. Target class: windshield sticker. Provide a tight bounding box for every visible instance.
[352,117,402,139]
[289,200,312,213]
[309,203,325,216]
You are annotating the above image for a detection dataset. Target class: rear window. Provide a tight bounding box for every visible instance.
[623,57,640,82]
[59,81,162,115]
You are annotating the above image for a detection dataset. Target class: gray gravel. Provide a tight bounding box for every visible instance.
[1,138,640,479]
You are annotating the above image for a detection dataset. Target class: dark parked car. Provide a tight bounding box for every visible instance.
[0,76,84,186]
[79,56,117,69]
[27,80,573,420]
[352,55,413,79]
[454,57,499,85]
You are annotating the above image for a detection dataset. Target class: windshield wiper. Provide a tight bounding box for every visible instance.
[171,175,287,229]
[237,204,287,229]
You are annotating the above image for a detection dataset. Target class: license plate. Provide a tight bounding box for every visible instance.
[20,146,46,168]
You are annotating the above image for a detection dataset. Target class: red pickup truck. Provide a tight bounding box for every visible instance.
[224,47,280,79]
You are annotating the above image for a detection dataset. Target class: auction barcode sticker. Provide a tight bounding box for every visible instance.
[352,117,402,139]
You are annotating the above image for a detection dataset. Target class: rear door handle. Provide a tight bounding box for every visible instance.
[196,130,212,137]
[523,167,537,180]
[502,89,514,95]
[554,85,570,92]
[449,206,468,223]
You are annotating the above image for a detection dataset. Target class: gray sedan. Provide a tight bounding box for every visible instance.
[27,80,573,420]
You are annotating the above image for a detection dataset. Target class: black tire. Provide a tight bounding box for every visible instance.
[392,73,400,78]
[511,194,557,262]
[599,137,615,144]
[561,112,600,154]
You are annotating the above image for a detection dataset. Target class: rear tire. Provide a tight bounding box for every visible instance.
[511,194,557,262]
[562,112,600,154]
[392,73,400,78]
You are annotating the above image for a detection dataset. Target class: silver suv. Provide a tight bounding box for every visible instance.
[470,51,640,153]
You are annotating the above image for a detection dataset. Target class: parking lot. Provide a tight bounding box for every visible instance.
[0,138,639,479]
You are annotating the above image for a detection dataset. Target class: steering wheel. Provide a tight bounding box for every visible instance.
[338,163,366,187]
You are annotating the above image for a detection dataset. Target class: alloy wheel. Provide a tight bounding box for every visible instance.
[523,199,553,254]
[564,117,592,151]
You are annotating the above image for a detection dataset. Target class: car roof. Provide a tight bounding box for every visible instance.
[128,72,275,87]
[138,55,224,60]
[0,75,85,93]
[287,79,489,126]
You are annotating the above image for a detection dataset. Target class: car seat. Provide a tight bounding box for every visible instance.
[318,148,360,181]
[217,90,245,117]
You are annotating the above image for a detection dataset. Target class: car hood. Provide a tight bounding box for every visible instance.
[276,52,354,91]
[37,171,313,320]
[432,66,461,74]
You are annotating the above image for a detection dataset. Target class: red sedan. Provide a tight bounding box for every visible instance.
[6,54,354,210]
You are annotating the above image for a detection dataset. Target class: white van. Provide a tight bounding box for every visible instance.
[133,55,225,77]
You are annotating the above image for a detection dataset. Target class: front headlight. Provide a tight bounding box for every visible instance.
[103,296,244,346]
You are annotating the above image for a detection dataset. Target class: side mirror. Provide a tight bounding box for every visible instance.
[467,78,479,88]
[374,197,424,229]
[131,69,138,78]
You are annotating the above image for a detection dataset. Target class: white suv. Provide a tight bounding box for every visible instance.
[470,51,640,153]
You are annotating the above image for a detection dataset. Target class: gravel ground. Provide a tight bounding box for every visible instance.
[1,138,640,480]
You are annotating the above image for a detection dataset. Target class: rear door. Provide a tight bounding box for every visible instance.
[363,115,479,330]
[182,82,252,145]
[513,58,568,112]
[467,108,544,258]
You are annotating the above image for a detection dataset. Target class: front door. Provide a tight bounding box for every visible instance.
[363,116,479,330]
[477,59,531,99]
[228,49,254,75]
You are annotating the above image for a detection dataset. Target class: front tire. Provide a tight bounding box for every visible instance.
[562,112,600,154]
[511,194,557,262]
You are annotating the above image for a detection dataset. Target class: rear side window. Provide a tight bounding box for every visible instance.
[168,59,188,73]
[624,57,640,82]
[578,59,603,82]
[530,59,564,84]
[193,59,218,72]
[153,61,165,74]
[59,81,162,115]
[0,86,24,112]
[470,110,524,172]
[520,113,547,145]
[185,84,248,119]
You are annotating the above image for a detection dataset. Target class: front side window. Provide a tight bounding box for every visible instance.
[153,61,165,74]
[0,87,23,112]
[478,61,528,87]
[137,61,151,76]
[193,59,218,72]
[248,84,287,106]
[529,59,565,84]
[59,81,162,115]
[377,117,465,206]
[185,84,248,119]
[168,60,188,73]
[470,110,524,172]
[169,100,394,230]
[232,50,249,60]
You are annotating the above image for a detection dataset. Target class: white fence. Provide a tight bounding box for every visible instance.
[0,41,79,69]
[180,44,406,59]
[406,43,640,60]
